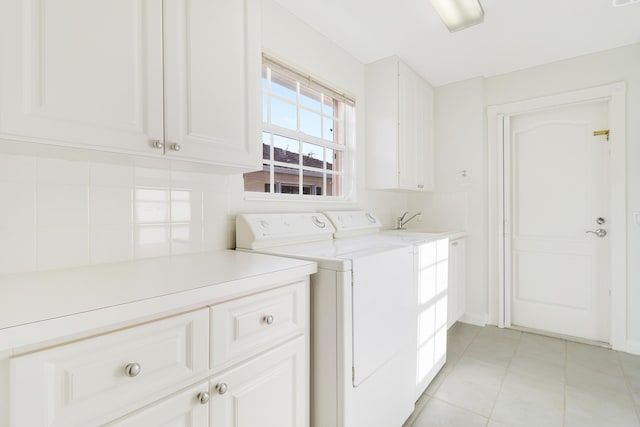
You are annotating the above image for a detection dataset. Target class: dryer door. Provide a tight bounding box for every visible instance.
[351,246,414,386]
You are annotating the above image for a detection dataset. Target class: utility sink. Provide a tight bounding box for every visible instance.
[385,228,466,240]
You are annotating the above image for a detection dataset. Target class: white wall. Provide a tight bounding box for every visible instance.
[408,77,487,325]
[415,43,640,350]
[0,0,408,276]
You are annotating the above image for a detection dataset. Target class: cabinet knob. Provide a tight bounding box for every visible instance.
[152,140,164,150]
[124,362,141,378]
[452,241,458,247]
[264,315,275,325]
[216,383,228,395]
[170,143,181,152]
[196,391,210,404]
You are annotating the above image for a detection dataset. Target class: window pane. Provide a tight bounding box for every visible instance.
[326,173,341,196]
[322,117,334,142]
[274,165,300,194]
[273,135,299,165]
[302,142,323,168]
[243,164,270,192]
[270,97,296,130]
[262,132,270,161]
[332,149,343,173]
[325,148,335,170]
[271,74,296,102]
[323,96,334,117]
[300,109,321,138]
[300,86,321,111]
[302,169,323,195]
[262,93,268,123]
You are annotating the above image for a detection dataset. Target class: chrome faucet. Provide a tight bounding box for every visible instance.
[396,211,422,229]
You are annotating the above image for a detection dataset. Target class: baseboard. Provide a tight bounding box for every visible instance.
[459,312,487,327]
[626,339,640,355]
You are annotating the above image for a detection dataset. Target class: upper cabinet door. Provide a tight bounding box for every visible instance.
[163,0,262,171]
[365,56,434,192]
[0,0,164,153]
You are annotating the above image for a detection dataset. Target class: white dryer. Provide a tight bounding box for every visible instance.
[236,212,416,427]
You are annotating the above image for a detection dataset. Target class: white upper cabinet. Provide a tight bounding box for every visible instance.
[0,0,261,172]
[162,0,261,169]
[365,56,434,191]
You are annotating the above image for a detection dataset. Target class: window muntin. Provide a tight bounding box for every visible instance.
[244,58,354,198]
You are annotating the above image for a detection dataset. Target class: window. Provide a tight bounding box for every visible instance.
[243,55,355,198]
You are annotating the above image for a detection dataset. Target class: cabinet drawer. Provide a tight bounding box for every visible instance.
[105,382,209,427]
[210,281,307,371]
[10,309,209,427]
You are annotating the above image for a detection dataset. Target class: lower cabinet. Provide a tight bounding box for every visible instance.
[414,238,448,399]
[210,337,307,427]
[107,337,307,427]
[8,281,309,426]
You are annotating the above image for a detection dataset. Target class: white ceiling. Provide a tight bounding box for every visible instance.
[272,0,640,86]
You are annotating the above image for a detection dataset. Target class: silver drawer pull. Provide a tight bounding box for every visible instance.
[196,391,210,404]
[263,315,275,325]
[124,362,141,378]
[216,383,228,395]
[170,142,181,152]
[152,139,164,150]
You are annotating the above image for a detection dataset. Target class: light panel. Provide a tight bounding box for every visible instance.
[430,0,484,32]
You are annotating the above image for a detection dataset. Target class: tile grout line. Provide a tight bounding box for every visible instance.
[485,329,523,426]
[562,338,568,427]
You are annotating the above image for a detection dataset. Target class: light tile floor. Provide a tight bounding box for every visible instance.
[403,323,640,427]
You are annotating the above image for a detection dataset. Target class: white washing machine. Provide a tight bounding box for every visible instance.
[236,212,416,427]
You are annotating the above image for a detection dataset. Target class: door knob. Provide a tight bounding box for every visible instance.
[586,229,607,238]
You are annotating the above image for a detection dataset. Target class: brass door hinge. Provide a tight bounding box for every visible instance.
[593,129,610,141]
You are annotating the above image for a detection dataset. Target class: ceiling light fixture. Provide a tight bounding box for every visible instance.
[430,0,484,32]
[612,0,640,6]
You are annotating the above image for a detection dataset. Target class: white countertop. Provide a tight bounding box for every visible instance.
[0,250,317,352]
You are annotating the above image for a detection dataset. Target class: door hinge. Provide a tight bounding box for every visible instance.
[593,129,610,141]
[352,367,355,382]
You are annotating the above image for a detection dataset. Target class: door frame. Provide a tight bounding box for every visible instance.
[487,82,627,350]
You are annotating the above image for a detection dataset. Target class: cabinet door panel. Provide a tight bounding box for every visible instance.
[210,337,308,427]
[0,0,163,153]
[163,0,261,169]
[105,382,209,427]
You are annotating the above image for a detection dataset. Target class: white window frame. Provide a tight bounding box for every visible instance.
[243,55,356,201]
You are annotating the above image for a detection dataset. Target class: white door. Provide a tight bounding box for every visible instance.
[0,0,163,153]
[506,101,610,342]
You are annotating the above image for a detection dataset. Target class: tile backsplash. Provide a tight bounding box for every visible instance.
[0,153,231,275]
